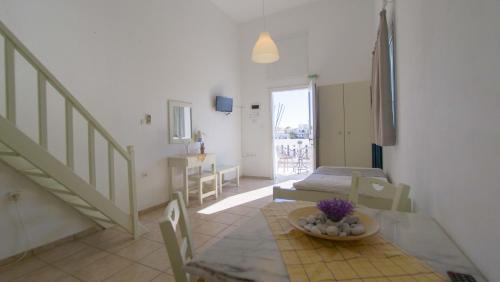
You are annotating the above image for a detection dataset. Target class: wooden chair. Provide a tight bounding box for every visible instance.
[349,172,410,211]
[159,192,195,282]
[188,170,218,206]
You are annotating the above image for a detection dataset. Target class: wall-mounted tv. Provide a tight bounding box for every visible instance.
[215,96,233,113]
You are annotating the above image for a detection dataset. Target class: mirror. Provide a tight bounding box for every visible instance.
[168,100,192,144]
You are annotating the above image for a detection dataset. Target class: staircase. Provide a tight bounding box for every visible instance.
[0,20,145,238]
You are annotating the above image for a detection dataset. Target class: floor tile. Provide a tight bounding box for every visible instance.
[138,248,171,272]
[140,222,164,243]
[11,265,70,282]
[224,205,259,217]
[209,212,241,225]
[103,263,160,282]
[82,228,134,251]
[54,275,82,282]
[0,178,280,282]
[36,241,87,263]
[114,238,163,261]
[0,257,47,281]
[193,221,229,236]
[150,272,176,282]
[52,245,108,273]
[192,232,213,249]
[71,254,132,281]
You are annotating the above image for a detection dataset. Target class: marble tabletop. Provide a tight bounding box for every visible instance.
[185,204,486,282]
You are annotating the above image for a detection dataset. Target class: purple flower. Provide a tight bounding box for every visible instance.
[317,198,354,222]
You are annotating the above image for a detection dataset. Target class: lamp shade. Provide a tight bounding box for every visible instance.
[252,32,279,64]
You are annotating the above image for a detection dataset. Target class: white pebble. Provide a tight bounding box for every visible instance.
[350,224,365,235]
[298,218,307,227]
[317,224,327,234]
[344,216,359,224]
[326,226,339,236]
[340,223,351,235]
[310,226,322,235]
[303,224,314,232]
[306,215,316,224]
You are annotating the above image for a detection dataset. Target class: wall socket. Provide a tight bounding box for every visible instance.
[6,192,20,202]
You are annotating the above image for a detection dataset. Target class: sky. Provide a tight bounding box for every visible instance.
[272,88,310,128]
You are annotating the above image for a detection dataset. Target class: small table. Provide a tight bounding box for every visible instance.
[217,165,240,192]
[185,204,486,281]
[167,153,216,206]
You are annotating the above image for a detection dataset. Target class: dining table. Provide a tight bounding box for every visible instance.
[184,201,486,282]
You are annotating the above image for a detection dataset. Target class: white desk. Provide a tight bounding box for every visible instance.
[167,154,216,205]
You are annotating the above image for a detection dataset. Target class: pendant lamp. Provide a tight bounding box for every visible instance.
[252,0,279,64]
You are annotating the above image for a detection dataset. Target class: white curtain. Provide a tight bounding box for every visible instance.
[308,77,319,168]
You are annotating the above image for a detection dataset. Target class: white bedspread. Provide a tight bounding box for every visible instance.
[293,166,387,194]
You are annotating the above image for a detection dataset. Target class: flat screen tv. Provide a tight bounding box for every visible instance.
[216,96,233,113]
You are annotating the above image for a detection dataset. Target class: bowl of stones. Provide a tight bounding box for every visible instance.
[287,206,380,241]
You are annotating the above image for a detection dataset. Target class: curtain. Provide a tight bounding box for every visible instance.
[371,9,396,146]
[308,76,319,169]
[372,144,383,169]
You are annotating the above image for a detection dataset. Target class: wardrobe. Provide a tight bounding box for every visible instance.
[318,81,372,167]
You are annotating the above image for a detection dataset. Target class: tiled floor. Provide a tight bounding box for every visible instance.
[0,177,280,282]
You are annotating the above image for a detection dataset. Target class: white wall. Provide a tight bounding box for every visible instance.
[0,161,94,259]
[239,0,375,177]
[0,0,241,259]
[382,0,500,280]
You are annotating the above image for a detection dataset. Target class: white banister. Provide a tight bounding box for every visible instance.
[0,20,130,161]
[0,19,141,236]
[88,124,96,187]
[5,38,15,124]
[65,100,74,169]
[108,142,116,202]
[127,145,139,239]
[37,72,48,149]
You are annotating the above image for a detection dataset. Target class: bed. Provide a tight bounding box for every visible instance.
[273,166,412,212]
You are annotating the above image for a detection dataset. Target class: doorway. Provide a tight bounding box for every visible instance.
[271,87,315,181]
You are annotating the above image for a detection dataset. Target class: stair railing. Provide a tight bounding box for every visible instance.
[0,20,138,238]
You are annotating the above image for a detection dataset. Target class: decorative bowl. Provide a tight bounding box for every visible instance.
[287,206,380,241]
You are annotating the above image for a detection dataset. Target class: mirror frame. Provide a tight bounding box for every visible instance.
[168,100,193,144]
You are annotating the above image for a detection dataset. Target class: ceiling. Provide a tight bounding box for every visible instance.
[210,0,322,23]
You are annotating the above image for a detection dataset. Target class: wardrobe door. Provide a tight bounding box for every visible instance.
[318,84,345,166]
[344,81,372,167]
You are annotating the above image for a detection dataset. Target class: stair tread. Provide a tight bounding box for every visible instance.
[0,151,19,156]
[70,203,97,211]
[23,168,49,176]
[1,156,37,171]
[0,112,141,236]
[45,187,74,195]
[0,142,13,152]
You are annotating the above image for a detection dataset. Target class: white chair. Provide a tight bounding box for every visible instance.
[217,165,240,193]
[183,158,217,206]
[188,169,218,206]
[159,192,195,282]
[349,172,410,211]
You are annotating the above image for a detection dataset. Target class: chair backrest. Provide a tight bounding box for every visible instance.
[349,172,409,211]
[159,192,194,282]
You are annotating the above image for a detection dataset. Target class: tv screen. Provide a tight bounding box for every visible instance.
[216,96,233,113]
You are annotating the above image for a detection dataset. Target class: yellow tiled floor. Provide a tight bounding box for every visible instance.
[0,177,276,281]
